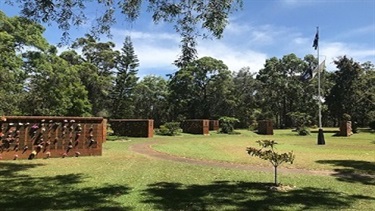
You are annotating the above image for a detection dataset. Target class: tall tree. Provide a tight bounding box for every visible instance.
[110,36,139,118]
[5,0,242,67]
[256,54,318,128]
[168,56,232,120]
[22,46,91,116]
[326,57,374,126]
[325,56,363,125]
[133,75,169,126]
[232,67,260,128]
[356,62,375,126]
[0,11,48,115]
[71,34,119,116]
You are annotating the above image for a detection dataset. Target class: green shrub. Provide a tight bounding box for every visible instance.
[248,121,258,131]
[342,113,351,121]
[287,112,312,130]
[298,127,310,136]
[219,116,240,134]
[156,122,181,136]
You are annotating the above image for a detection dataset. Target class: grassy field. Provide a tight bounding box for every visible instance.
[1,129,374,210]
[152,129,375,173]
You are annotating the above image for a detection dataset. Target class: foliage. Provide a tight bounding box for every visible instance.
[21,47,92,116]
[297,127,310,136]
[218,116,239,134]
[288,112,312,132]
[232,67,260,128]
[5,0,243,66]
[133,75,169,127]
[247,140,295,185]
[342,113,351,121]
[354,63,375,126]
[71,34,118,116]
[369,121,375,130]
[255,54,320,128]
[110,36,139,118]
[288,112,312,128]
[156,122,182,136]
[248,121,258,131]
[326,56,364,125]
[1,9,374,127]
[168,56,233,120]
[0,11,48,115]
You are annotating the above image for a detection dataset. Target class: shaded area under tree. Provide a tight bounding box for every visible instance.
[0,162,131,211]
[316,159,375,185]
[141,181,374,210]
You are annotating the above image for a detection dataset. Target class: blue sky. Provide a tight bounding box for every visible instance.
[1,0,374,77]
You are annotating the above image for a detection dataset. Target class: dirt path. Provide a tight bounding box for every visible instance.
[130,142,335,176]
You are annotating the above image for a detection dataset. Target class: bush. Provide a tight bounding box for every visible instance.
[297,127,310,136]
[156,122,181,136]
[369,121,375,130]
[342,113,351,121]
[219,116,240,134]
[248,121,258,131]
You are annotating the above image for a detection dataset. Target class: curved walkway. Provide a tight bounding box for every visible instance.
[130,142,335,176]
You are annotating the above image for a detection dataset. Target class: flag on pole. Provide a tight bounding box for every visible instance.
[312,30,319,50]
[301,66,313,81]
[312,59,325,77]
[301,60,325,81]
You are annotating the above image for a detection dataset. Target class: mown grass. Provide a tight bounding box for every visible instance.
[153,129,375,173]
[0,129,374,210]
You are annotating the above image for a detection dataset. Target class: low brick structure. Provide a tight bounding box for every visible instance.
[0,116,105,160]
[209,120,219,131]
[181,119,209,135]
[339,121,352,136]
[109,119,154,138]
[257,120,274,135]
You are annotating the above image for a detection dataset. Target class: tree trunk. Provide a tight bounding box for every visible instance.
[274,166,278,186]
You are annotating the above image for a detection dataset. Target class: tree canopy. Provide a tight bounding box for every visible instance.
[5,0,243,67]
[1,11,374,129]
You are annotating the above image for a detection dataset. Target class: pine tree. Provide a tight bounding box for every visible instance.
[110,36,139,118]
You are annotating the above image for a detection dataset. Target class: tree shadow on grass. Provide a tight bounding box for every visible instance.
[316,160,375,185]
[0,162,45,177]
[141,181,374,210]
[0,162,131,211]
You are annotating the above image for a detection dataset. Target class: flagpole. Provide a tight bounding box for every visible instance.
[316,26,325,145]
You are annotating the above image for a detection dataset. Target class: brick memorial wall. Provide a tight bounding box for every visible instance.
[339,121,352,136]
[181,119,210,135]
[258,120,274,135]
[0,116,105,160]
[209,120,219,131]
[109,119,154,138]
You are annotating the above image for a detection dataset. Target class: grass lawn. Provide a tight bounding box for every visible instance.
[1,129,374,210]
[153,129,375,173]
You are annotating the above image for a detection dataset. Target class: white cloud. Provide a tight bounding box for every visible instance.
[198,41,267,72]
[136,44,179,71]
[60,21,373,77]
[225,21,252,35]
[108,26,269,74]
[111,28,180,43]
[321,42,375,71]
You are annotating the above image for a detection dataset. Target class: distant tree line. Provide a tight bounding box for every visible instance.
[1,11,374,128]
